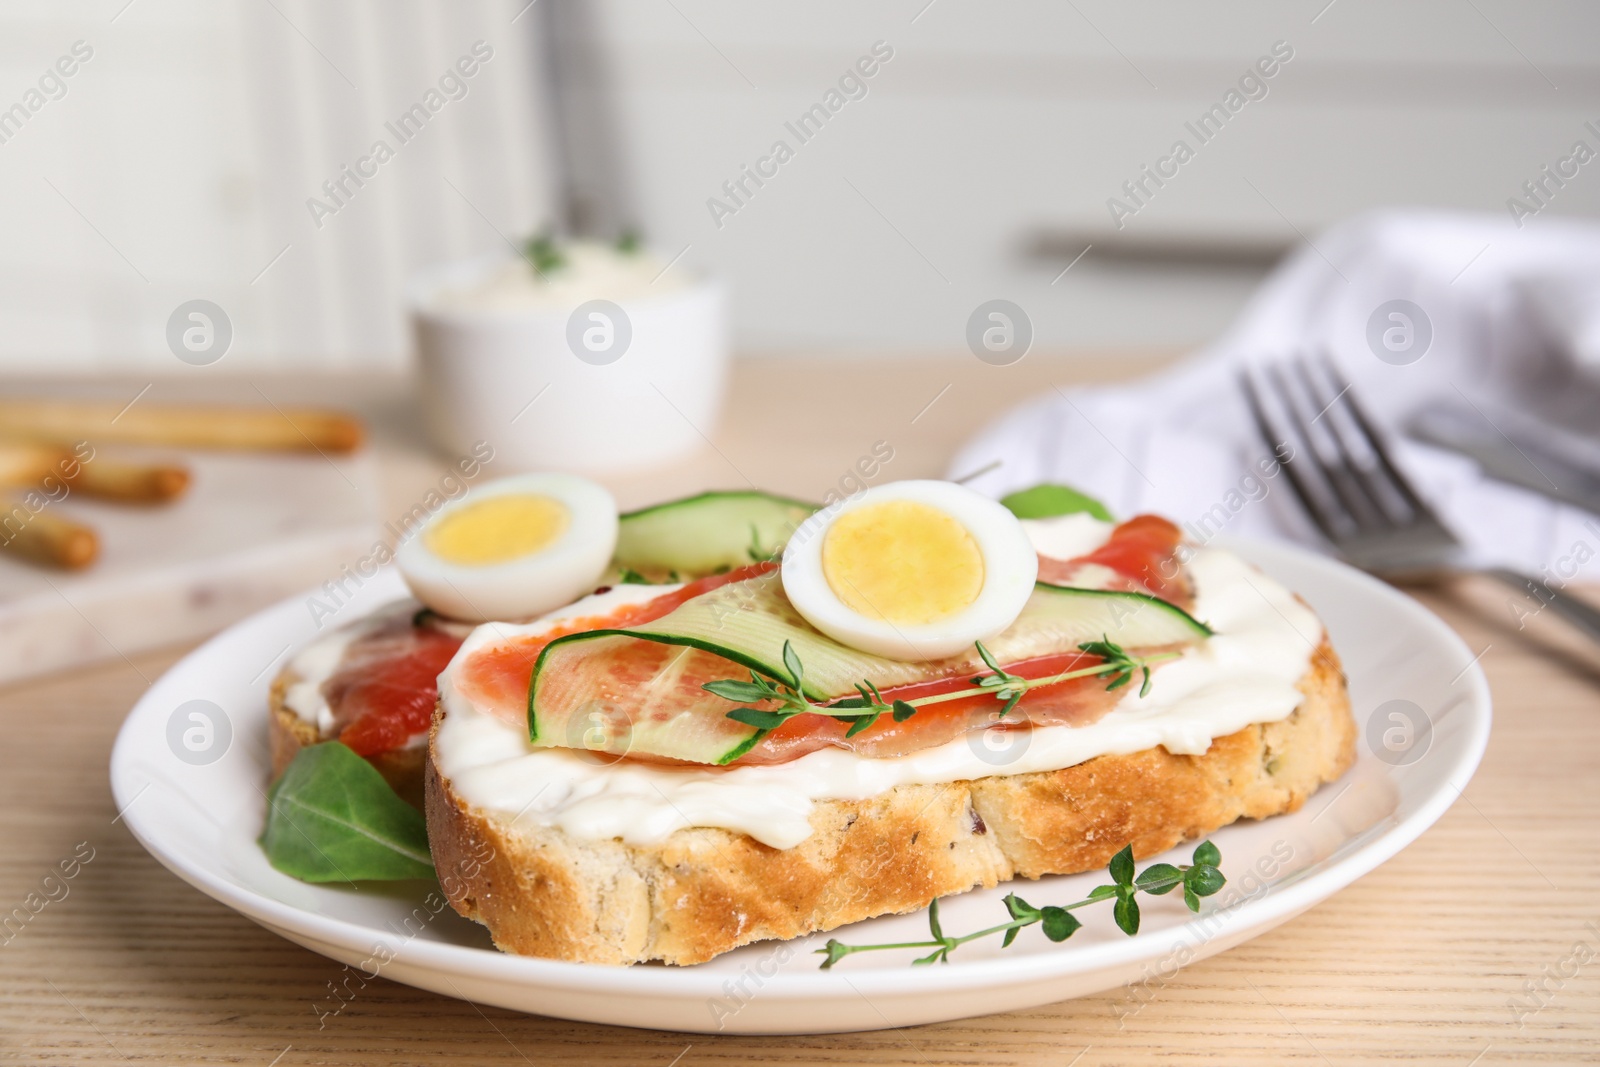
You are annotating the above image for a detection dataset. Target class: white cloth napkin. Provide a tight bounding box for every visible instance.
[949,210,1600,581]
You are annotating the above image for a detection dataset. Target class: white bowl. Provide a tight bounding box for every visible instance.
[409,254,729,474]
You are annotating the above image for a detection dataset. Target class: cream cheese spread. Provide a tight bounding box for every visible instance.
[430,241,688,312]
[431,519,1323,850]
[1019,513,1114,559]
[283,619,370,734]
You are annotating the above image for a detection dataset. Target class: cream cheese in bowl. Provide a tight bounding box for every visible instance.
[410,239,728,474]
[429,241,690,312]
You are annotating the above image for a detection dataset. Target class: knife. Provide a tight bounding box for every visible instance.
[1408,400,1600,516]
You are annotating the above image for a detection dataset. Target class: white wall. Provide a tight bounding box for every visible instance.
[0,1,1596,370]
[0,0,554,373]
[584,0,1600,353]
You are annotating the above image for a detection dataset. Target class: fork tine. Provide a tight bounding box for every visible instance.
[1285,358,1397,528]
[1239,367,1344,543]
[1270,360,1389,532]
[1300,355,1411,523]
[1315,352,1454,532]
[1242,356,1464,574]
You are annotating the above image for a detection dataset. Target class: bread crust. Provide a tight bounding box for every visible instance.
[425,637,1355,966]
[268,670,428,808]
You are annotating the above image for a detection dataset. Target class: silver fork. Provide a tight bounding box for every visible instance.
[1242,354,1600,644]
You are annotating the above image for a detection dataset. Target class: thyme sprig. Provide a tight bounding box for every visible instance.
[702,642,917,739]
[617,566,680,585]
[972,640,1026,716]
[702,638,1175,737]
[746,522,773,563]
[817,841,1226,968]
[1077,638,1159,698]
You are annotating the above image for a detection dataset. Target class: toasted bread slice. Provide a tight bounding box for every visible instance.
[425,637,1354,966]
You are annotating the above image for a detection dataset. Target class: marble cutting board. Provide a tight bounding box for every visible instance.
[0,446,381,686]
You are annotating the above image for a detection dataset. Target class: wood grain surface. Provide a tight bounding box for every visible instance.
[3,355,1598,1065]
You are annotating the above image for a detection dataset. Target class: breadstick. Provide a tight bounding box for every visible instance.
[0,443,71,489]
[0,444,190,503]
[0,400,365,454]
[0,507,99,570]
[67,458,191,503]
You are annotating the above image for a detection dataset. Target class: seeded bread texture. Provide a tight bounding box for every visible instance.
[424,637,1354,966]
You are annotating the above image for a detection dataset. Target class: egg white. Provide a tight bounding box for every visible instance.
[397,473,618,623]
[780,480,1038,661]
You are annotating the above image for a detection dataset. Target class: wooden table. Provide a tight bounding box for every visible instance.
[4,355,1598,1065]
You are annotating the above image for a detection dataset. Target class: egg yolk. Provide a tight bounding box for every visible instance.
[821,500,985,625]
[425,494,570,566]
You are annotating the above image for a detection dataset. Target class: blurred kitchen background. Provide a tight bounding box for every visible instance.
[5,0,1599,372]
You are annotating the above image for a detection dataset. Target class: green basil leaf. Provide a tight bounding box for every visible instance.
[1193,839,1221,867]
[1183,885,1201,913]
[1087,884,1119,901]
[892,700,918,723]
[1040,906,1082,942]
[260,742,433,883]
[1000,484,1114,522]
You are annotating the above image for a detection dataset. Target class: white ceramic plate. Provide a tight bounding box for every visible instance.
[110,539,1490,1035]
